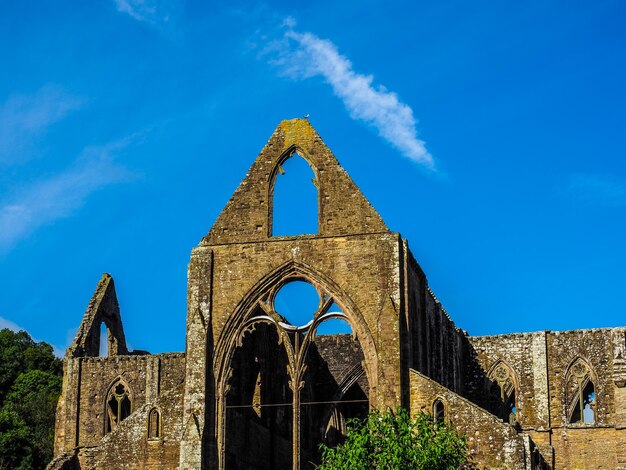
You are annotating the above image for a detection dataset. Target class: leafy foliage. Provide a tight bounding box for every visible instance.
[0,329,62,470]
[0,409,31,470]
[319,407,473,470]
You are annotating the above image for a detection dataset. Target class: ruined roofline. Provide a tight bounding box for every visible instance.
[424,275,625,340]
[403,240,468,336]
[77,352,186,363]
[469,325,626,339]
[202,118,389,245]
[67,273,129,358]
[195,230,397,248]
[426,285,455,325]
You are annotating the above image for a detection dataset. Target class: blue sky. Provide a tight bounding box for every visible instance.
[1,0,625,355]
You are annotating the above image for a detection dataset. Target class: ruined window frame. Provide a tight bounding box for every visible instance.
[147,407,162,441]
[219,273,373,470]
[487,360,519,425]
[267,146,321,238]
[564,358,598,426]
[433,397,447,423]
[103,377,133,435]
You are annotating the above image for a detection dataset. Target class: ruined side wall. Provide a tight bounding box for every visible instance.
[404,243,465,395]
[78,384,185,470]
[409,369,530,469]
[468,333,550,429]
[547,328,626,469]
[314,334,367,393]
[55,353,185,453]
[546,329,620,427]
[470,327,626,469]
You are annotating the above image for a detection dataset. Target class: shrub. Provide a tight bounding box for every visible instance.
[318,407,473,470]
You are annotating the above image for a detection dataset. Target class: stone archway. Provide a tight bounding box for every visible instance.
[213,263,378,470]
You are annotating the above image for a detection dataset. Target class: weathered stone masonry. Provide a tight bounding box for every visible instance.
[49,119,626,469]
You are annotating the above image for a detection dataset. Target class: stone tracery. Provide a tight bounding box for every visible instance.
[220,276,370,469]
[565,358,597,424]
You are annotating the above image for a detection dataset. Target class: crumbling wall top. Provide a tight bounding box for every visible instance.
[203,118,388,245]
[67,273,128,358]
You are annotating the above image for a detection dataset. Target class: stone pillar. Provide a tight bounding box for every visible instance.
[145,356,161,404]
[531,331,550,429]
[179,248,213,469]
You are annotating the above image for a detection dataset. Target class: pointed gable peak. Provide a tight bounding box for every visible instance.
[67,273,128,358]
[203,119,388,245]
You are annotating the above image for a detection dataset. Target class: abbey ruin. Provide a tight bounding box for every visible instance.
[48,119,626,469]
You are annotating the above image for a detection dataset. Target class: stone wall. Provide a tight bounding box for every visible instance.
[181,119,405,467]
[49,119,626,470]
[469,327,626,469]
[403,242,466,396]
[314,334,368,395]
[409,369,538,469]
[79,384,185,469]
[55,353,185,453]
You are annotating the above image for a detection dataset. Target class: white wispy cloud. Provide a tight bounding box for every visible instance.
[0,139,133,253]
[565,173,626,208]
[114,0,176,26]
[0,86,83,165]
[268,22,435,170]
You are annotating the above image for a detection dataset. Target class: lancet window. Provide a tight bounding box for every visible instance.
[147,407,161,439]
[488,361,517,424]
[433,398,445,422]
[270,151,319,237]
[105,379,132,433]
[565,359,596,425]
[222,278,369,470]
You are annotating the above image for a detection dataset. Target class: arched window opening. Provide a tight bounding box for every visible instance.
[148,408,161,439]
[566,359,597,425]
[224,279,370,469]
[271,153,318,237]
[488,362,517,424]
[274,280,320,327]
[319,378,368,450]
[582,386,596,424]
[225,321,293,469]
[105,380,131,433]
[314,303,352,335]
[302,314,368,465]
[433,399,445,422]
[99,322,108,357]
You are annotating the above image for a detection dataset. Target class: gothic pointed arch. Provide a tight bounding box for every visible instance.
[268,145,320,237]
[214,259,379,400]
[203,119,387,245]
[104,376,133,434]
[67,273,128,357]
[319,362,367,445]
[487,360,518,423]
[564,357,598,424]
[215,260,379,469]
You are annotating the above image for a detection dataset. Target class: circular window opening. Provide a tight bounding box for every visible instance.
[273,280,320,327]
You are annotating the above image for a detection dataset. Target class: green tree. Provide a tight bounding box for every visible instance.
[0,330,35,404]
[319,407,473,470]
[0,408,32,470]
[0,330,61,404]
[4,370,62,468]
[0,329,62,470]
